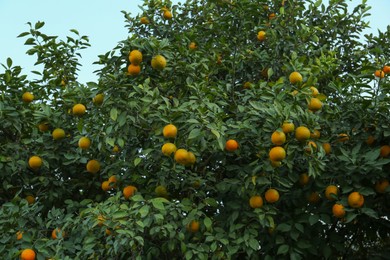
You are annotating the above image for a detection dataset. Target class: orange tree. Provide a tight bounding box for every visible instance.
[1,0,390,259]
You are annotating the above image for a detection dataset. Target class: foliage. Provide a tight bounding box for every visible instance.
[1,0,390,259]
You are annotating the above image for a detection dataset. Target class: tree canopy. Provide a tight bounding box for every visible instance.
[1,0,390,259]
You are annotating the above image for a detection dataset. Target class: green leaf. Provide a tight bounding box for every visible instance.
[139,205,150,218]
[204,217,212,229]
[249,238,260,250]
[6,58,12,68]
[277,244,289,255]
[151,199,165,210]
[112,211,127,220]
[35,21,45,29]
[110,108,118,121]
[361,208,378,219]
[309,214,319,225]
[188,128,201,139]
[134,157,142,166]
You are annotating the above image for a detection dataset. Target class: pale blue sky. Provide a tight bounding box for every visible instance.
[0,0,388,83]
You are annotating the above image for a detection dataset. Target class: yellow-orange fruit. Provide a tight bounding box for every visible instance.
[72,104,86,116]
[225,139,239,152]
[325,185,339,200]
[129,50,143,65]
[123,185,137,199]
[78,137,91,150]
[271,131,286,146]
[265,188,280,203]
[187,220,200,233]
[174,149,189,165]
[308,97,322,111]
[332,204,346,218]
[289,71,302,84]
[295,126,310,141]
[374,179,389,193]
[162,143,177,156]
[257,31,266,41]
[348,192,364,208]
[163,124,177,138]
[22,92,34,103]
[322,143,331,155]
[86,159,100,174]
[28,156,42,170]
[269,147,286,161]
[380,145,390,158]
[249,195,263,208]
[20,248,36,260]
[52,128,65,140]
[282,121,295,134]
[127,64,141,76]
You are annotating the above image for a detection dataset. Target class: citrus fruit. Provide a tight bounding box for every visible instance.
[269,147,286,161]
[16,231,23,240]
[163,124,177,138]
[374,70,385,78]
[174,149,189,165]
[374,179,389,193]
[72,104,86,116]
[225,139,239,152]
[249,195,263,208]
[25,195,35,204]
[155,185,168,197]
[332,204,346,218]
[38,123,49,132]
[348,192,364,208]
[52,128,65,140]
[86,159,100,174]
[380,145,390,157]
[299,173,309,186]
[289,71,302,84]
[322,143,331,155]
[308,97,322,111]
[282,121,295,134]
[189,42,197,50]
[123,185,137,199]
[51,228,65,239]
[140,16,149,24]
[93,94,104,105]
[271,130,286,145]
[295,126,310,141]
[151,55,167,70]
[20,248,36,260]
[22,92,34,103]
[78,137,91,150]
[162,143,177,156]
[187,220,200,233]
[127,64,141,76]
[310,86,319,96]
[28,156,42,170]
[265,188,280,203]
[325,185,339,200]
[257,30,266,41]
[163,10,172,19]
[129,50,143,65]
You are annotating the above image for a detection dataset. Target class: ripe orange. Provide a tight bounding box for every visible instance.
[52,128,65,140]
[72,104,86,116]
[140,16,149,24]
[308,97,322,111]
[337,133,349,142]
[108,175,117,186]
[28,156,42,170]
[127,64,141,76]
[269,147,286,161]
[162,143,177,156]
[257,30,266,41]
[189,42,197,50]
[305,141,317,153]
[93,93,104,105]
[101,181,111,191]
[16,231,23,240]
[325,185,339,200]
[307,191,321,204]
[322,142,331,155]
[25,195,35,204]
[289,71,302,84]
[155,185,168,197]
[123,185,137,199]
[151,55,167,70]
[310,86,319,97]
[380,145,390,158]
[271,130,286,145]
[295,126,310,141]
[365,135,375,145]
[22,92,34,103]
[163,124,177,138]
[374,179,389,193]
[348,192,364,208]
[52,228,65,239]
[187,220,200,233]
[78,137,91,150]
[299,173,309,186]
[105,228,112,236]
[282,121,295,134]
[186,151,196,165]
[383,65,390,74]
[174,149,189,165]
[225,139,239,152]
[265,189,280,203]
[38,123,49,132]
[129,50,143,65]
[332,204,346,218]
[163,10,173,19]
[310,130,321,139]
[249,195,263,208]
[268,13,276,19]
[20,248,36,260]
[374,70,385,78]
[86,159,101,174]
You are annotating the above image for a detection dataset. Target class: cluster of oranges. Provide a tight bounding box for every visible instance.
[127,49,167,76]
[374,65,390,78]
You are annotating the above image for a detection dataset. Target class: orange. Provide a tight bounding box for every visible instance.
[108,175,117,187]
[189,42,197,50]
[332,204,346,218]
[365,135,375,145]
[380,145,390,157]
[268,13,276,19]
[20,248,36,260]
[25,195,35,204]
[28,156,42,170]
[307,191,321,204]
[163,10,173,19]
[123,185,137,199]
[225,139,239,152]
[52,228,65,239]
[337,133,349,142]
[271,130,286,145]
[257,31,266,41]
[265,188,280,203]
[93,93,104,105]
[78,137,91,150]
[310,86,319,97]
[282,121,295,134]
[163,124,177,138]
[295,126,310,141]
[289,71,302,84]
[97,215,106,227]
[174,149,189,165]
[140,16,149,24]
[325,185,339,200]
[101,181,111,191]
[348,192,364,208]
[322,143,331,155]
[186,151,196,165]
[310,130,321,139]
[269,147,286,161]
[127,64,141,76]
[374,70,385,78]
[155,185,168,197]
[151,55,167,70]
[308,97,322,111]
[86,159,100,174]
[38,123,49,132]
[374,179,389,193]
[16,231,23,240]
[249,195,263,208]
[299,173,309,186]
[187,220,200,233]
[22,92,34,103]
[162,143,177,156]
[52,128,65,140]
[129,50,143,65]
[72,104,86,116]
[305,141,317,153]
[383,65,390,74]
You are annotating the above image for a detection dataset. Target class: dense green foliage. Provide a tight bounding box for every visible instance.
[1,0,390,259]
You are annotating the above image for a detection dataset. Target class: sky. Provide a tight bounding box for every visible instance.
[0,0,389,83]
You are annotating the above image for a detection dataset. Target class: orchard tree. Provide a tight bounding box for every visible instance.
[1,0,390,259]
